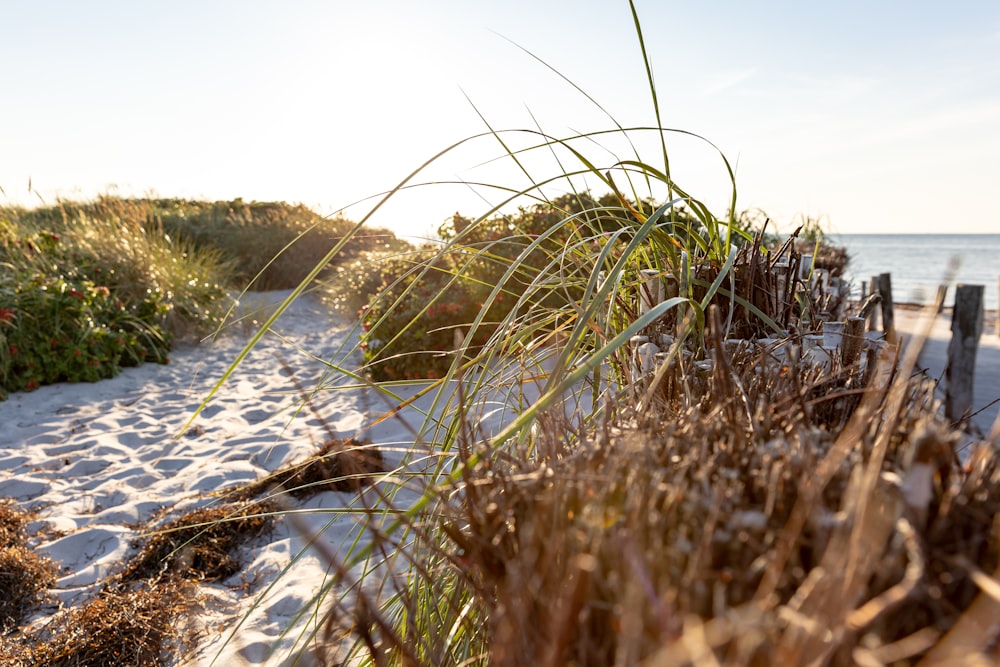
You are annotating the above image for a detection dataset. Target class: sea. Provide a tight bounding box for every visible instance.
[828,234,1000,311]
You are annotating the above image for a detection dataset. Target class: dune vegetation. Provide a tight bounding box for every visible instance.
[2,2,999,666]
[0,196,406,399]
[251,5,996,665]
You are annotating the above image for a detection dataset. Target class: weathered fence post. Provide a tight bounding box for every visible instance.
[877,272,895,343]
[841,317,866,368]
[934,285,948,314]
[639,269,664,316]
[868,276,880,331]
[945,284,984,425]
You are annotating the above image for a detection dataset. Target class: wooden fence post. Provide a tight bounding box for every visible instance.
[868,276,880,331]
[841,317,866,369]
[877,272,895,343]
[934,285,948,314]
[945,284,984,425]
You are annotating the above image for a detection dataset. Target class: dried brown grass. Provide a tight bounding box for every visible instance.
[0,496,277,665]
[331,310,1000,665]
[116,499,276,585]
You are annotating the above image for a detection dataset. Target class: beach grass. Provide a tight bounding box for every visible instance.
[193,2,1000,665]
[1,2,998,664]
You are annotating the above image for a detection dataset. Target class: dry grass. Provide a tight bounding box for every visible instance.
[0,496,276,665]
[435,384,990,665]
[0,429,382,665]
[328,305,1000,665]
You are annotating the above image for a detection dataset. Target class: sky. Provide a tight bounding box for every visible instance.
[3,1,999,240]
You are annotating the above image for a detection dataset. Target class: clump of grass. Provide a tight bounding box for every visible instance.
[0,499,274,663]
[191,2,1000,665]
[370,346,992,665]
[0,494,279,664]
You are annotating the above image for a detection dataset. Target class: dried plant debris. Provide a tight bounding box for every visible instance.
[349,360,1000,665]
[0,501,58,632]
[0,500,28,545]
[228,437,385,501]
[0,579,195,667]
[1,494,277,666]
[116,500,276,585]
[0,434,373,664]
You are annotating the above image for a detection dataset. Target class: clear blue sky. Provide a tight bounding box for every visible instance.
[3,1,998,239]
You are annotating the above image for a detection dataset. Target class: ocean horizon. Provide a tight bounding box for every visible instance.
[828,233,999,311]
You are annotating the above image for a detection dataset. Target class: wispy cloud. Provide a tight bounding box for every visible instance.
[698,67,758,97]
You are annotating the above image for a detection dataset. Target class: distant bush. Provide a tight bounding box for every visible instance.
[0,196,417,397]
[358,249,484,381]
[18,196,409,291]
[357,192,639,381]
[147,197,409,290]
[0,208,230,397]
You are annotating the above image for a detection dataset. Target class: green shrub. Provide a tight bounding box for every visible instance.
[0,204,231,397]
[359,249,482,381]
[0,274,170,396]
[357,192,662,381]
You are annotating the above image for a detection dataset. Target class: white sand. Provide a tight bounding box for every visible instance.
[0,291,420,665]
[2,293,998,665]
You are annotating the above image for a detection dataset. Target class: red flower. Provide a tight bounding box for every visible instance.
[8,345,18,357]
[25,379,38,390]
[0,308,14,324]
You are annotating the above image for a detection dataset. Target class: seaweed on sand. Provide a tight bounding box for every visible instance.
[0,501,58,632]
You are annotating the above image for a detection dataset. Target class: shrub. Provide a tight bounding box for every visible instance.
[357,193,650,381]
[0,275,171,394]
[148,197,409,290]
[359,248,483,381]
[0,203,232,397]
